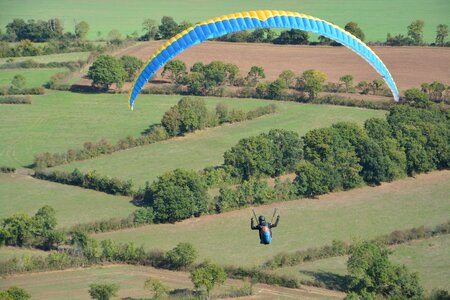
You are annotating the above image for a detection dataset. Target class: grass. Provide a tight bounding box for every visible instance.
[0,52,90,65]
[0,264,338,299]
[52,100,385,186]
[0,68,67,88]
[93,171,450,267]
[0,173,135,228]
[270,235,450,292]
[0,247,48,262]
[1,0,447,42]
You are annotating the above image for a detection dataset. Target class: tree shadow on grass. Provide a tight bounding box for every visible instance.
[300,270,351,291]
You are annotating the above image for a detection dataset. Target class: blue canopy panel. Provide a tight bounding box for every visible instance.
[129,11,399,110]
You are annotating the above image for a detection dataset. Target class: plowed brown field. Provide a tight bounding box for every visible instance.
[119,41,450,91]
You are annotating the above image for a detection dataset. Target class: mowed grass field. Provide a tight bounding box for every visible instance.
[94,171,450,267]
[0,68,66,88]
[271,235,450,292]
[0,52,90,64]
[1,0,448,42]
[0,173,135,228]
[0,265,340,300]
[0,92,182,168]
[53,102,385,186]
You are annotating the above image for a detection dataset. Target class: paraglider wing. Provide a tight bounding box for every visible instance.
[129,10,399,110]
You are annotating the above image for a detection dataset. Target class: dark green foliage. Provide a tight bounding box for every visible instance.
[246,66,265,86]
[145,169,208,223]
[119,55,143,82]
[387,106,450,174]
[301,123,364,192]
[0,206,64,249]
[407,20,425,45]
[344,22,365,41]
[273,29,309,44]
[267,79,287,100]
[133,207,154,225]
[161,97,208,136]
[88,283,119,300]
[161,105,181,136]
[267,129,303,175]
[0,166,16,172]
[87,55,127,89]
[159,16,179,39]
[34,169,134,196]
[164,242,197,270]
[161,59,186,84]
[224,135,276,180]
[429,289,450,300]
[294,160,331,197]
[404,88,431,108]
[6,18,63,42]
[0,286,31,300]
[191,263,227,297]
[347,241,423,299]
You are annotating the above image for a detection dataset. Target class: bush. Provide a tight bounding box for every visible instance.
[0,286,31,300]
[0,166,16,173]
[88,283,119,300]
[34,169,134,196]
[144,169,209,223]
[0,95,31,104]
[164,242,197,270]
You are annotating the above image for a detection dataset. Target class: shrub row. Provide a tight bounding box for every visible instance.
[263,221,450,269]
[224,266,299,288]
[0,59,87,70]
[0,166,16,173]
[65,207,154,234]
[0,86,44,95]
[214,179,297,213]
[0,252,90,276]
[0,95,31,104]
[34,169,134,196]
[310,94,395,110]
[34,128,168,168]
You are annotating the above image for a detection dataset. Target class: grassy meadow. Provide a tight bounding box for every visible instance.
[271,235,450,292]
[94,171,450,267]
[53,101,385,186]
[0,68,67,88]
[0,52,90,65]
[0,173,135,228]
[0,0,448,42]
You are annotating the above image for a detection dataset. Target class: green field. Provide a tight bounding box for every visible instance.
[0,173,135,227]
[0,68,67,88]
[94,171,450,267]
[0,264,337,300]
[271,235,450,292]
[0,52,90,65]
[0,246,47,262]
[1,0,448,42]
[53,102,385,186]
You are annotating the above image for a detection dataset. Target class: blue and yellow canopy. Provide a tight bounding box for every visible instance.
[129,10,399,109]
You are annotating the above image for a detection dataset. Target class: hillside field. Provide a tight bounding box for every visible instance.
[0,68,67,88]
[0,264,343,300]
[94,171,450,267]
[0,173,135,228]
[271,235,450,292]
[1,0,448,42]
[53,101,385,186]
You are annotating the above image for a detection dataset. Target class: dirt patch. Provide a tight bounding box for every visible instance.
[120,41,449,91]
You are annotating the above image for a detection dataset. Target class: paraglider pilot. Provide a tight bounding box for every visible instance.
[251,214,280,245]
